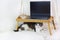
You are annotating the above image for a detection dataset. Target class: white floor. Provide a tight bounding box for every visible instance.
[0,31,44,40]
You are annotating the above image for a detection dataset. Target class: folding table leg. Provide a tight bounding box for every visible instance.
[52,20,56,30]
[48,22,52,35]
[14,21,19,32]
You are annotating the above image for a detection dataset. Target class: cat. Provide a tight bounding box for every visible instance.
[14,22,43,32]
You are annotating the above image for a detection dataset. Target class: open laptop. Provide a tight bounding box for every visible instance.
[30,1,50,20]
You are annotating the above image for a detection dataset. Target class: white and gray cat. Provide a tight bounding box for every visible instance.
[14,22,43,32]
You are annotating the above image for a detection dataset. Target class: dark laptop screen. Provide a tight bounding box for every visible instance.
[30,1,50,19]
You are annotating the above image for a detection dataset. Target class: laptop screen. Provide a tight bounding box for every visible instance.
[30,1,50,19]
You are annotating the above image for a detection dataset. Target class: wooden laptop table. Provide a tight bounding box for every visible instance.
[15,16,56,35]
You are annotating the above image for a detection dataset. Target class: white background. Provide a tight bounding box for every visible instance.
[0,0,59,32]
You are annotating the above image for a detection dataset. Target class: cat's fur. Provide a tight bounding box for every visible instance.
[14,22,43,32]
